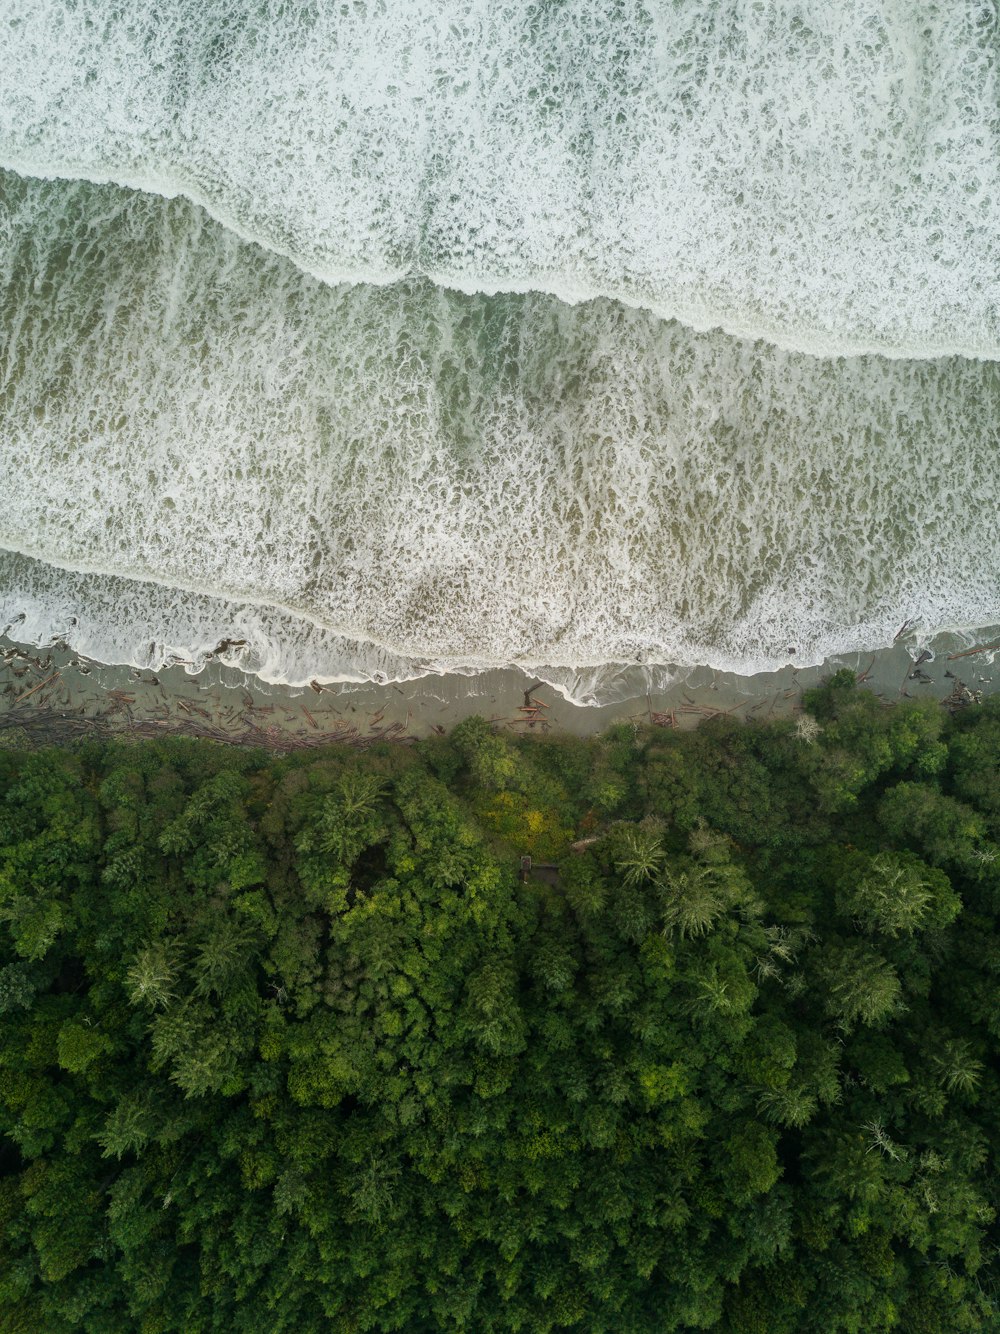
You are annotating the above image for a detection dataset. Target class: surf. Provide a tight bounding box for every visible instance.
[2,1,999,359]
[2,171,999,704]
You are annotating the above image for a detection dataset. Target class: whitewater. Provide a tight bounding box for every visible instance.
[1,2,999,701]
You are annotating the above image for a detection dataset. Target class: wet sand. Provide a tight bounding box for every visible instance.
[1,627,997,751]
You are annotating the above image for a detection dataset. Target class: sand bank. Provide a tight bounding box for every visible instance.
[1,628,998,752]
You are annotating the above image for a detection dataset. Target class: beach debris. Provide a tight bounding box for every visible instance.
[943,678,982,713]
[680,702,727,719]
[510,703,549,729]
[14,671,60,704]
[203,639,248,660]
[894,618,915,642]
[856,654,877,683]
[383,721,408,738]
[902,649,934,690]
[0,689,402,754]
[508,683,551,730]
[946,638,1000,662]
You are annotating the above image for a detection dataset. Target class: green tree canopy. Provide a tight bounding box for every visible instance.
[1,684,998,1331]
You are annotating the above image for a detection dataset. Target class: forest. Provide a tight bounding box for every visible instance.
[1,670,999,1332]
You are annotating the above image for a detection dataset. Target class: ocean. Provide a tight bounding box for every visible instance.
[1,2,998,703]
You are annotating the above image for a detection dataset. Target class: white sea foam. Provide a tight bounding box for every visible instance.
[0,549,689,706]
[1,2,999,359]
[1,173,999,703]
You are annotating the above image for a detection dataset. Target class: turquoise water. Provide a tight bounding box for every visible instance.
[1,4,999,700]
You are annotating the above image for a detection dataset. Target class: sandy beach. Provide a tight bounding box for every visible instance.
[2,627,997,752]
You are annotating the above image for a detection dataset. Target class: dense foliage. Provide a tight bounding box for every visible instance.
[1,675,999,1332]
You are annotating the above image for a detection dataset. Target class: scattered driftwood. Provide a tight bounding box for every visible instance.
[509,707,550,731]
[907,650,934,686]
[679,703,725,719]
[14,671,60,704]
[0,693,413,754]
[0,704,112,745]
[508,685,552,730]
[522,682,544,709]
[943,678,983,714]
[367,719,408,741]
[946,639,1000,662]
[856,653,877,684]
[900,649,933,694]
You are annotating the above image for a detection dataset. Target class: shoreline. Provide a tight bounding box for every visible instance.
[2,628,997,752]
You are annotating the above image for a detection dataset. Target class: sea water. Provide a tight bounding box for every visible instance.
[1,3,998,702]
